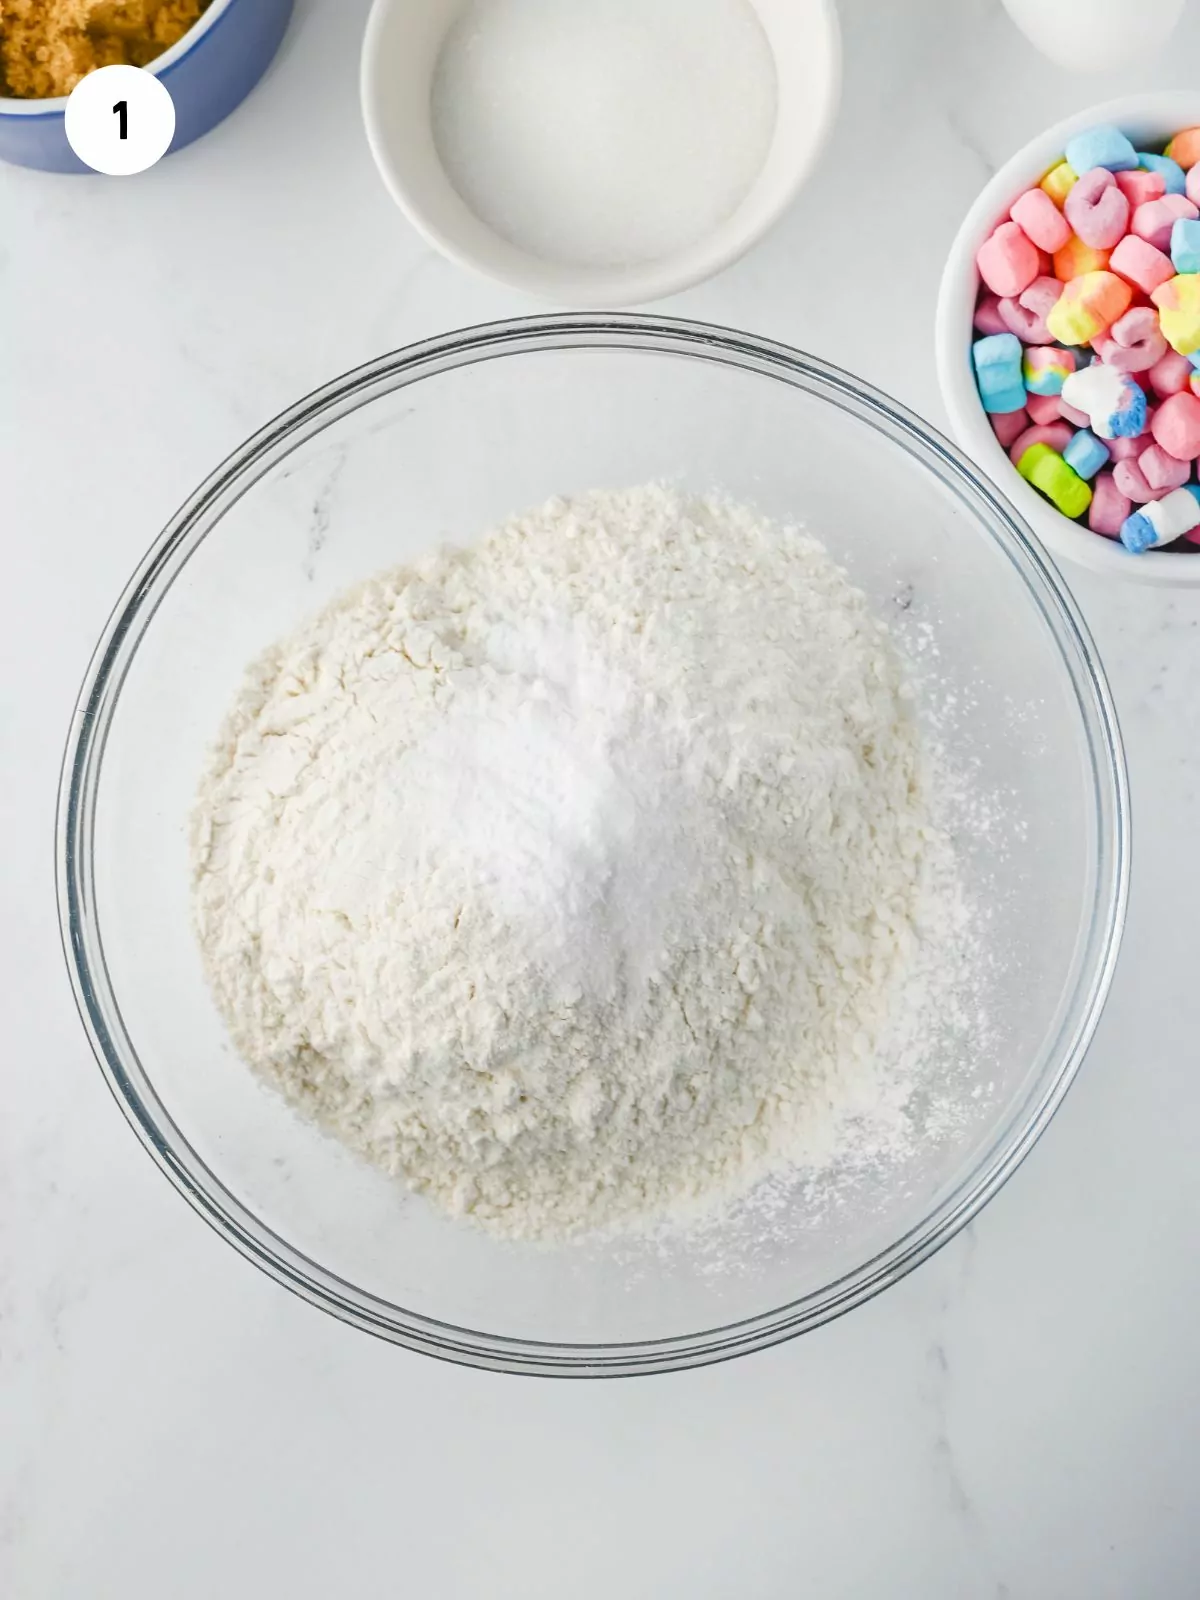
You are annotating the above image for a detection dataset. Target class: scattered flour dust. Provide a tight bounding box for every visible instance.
[190,485,982,1244]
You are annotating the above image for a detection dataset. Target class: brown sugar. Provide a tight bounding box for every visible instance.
[0,0,209,99]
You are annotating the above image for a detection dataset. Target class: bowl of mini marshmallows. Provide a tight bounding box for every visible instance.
[937,93,1200,585]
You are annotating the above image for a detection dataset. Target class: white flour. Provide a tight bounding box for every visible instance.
[430,0,777,267]
[191,486,974,1241]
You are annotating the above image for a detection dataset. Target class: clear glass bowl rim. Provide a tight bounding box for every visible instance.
[56,313,1130,1377]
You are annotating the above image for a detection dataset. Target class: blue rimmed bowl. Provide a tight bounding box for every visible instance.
[0,0,293,173]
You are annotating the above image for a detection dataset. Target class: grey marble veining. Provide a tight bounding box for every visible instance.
[3,0,1199,1595]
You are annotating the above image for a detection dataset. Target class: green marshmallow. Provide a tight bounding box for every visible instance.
[1016,442,1093,520]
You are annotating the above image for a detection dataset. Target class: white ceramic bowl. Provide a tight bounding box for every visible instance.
[936,92,1200,587]
[360,0,840,308]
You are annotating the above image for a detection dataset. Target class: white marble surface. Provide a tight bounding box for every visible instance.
[4,0,1200,1593]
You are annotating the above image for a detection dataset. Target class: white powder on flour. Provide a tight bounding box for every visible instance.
[430,0,778,268]
[191,485,974,1242]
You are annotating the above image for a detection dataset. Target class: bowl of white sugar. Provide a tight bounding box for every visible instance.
[59,316,1127,1375]
[360,0,840,304]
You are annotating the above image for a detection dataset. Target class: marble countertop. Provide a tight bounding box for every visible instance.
[4,1,1199,1593]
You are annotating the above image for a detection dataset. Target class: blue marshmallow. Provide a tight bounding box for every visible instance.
[1063,429,1110,480]
[1120,510,1161,554]
[1187,350,1200,370]
[1171,218,1200,274]
[1065,124,1139,175]
[1137,151,1187,195]
[1120,486,1200,552]
[972,332,1025,416]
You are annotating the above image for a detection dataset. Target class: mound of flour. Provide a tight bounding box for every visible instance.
[191,485,970,1241]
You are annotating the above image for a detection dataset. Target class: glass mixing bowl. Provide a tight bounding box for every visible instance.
[58,316,1128,1376]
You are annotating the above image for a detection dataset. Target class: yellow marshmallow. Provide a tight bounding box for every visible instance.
[1151,274,1200,356]
[1041,161,1078,208]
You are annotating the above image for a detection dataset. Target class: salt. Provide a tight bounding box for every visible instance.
[430,0,778,269]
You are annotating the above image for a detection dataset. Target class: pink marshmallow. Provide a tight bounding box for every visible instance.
[1139,442,1192,490]
[1027,392,1064,424]
[1010,187,1073,253]
[1009,422,1073,464]
[1191,371,1200,399]
[1108,433,1145,460]
[1109,234,1176,296]
[1131,194,1199,252]
[1151,391,1200,459]
[1065,167,1131,249]
[1088,471,1132,537]
[1113,458,1165,502]
[1021,274,1063,314]
[977,220,1041,298]
[990,408,1030,448]
[1187,164,1200,209]
[1116,169,1166,207]
[998,294,1055,344]
[1147,349,1193,398]
[1092,306,1168,372]
[1058,398,1091,427]
[973,294,1009,336]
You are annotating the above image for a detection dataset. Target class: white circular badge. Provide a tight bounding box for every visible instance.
[65,65,175,176]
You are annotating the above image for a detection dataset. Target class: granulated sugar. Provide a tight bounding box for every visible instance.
[430,0,777,267]
[191,485,985,1244]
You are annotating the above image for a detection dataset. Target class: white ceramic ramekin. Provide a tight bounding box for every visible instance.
[936,92,1200,587]
[360,0,840,308]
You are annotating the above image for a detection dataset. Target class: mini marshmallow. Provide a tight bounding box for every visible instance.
[973,332,1026,414]
[1065,125,1138,176]
[1016,442,1093,518]
[1151,273,1200,354]
[1132,194,1199,252]
[1088,471,1131,536]
[973,295,1009,336]
[1187,165,1200,210]
[1171,217,1200,274]
[977,221,1041,298]
[1165,128,1200,170]
[1147,349,1193,397]
[998,294,1056,344]
[1053,236,1111,281]
[1115,169,1166,207]
[990,408,1030,448]
[1184,485,1200,543]
[1092,306,1168,373]
[1113,458,1161,502]
[1027,392,1065,424]
[1046,270,1132,345]
[1023,346,1076,395]
[1108,233,1175,295]
[1009,422,1073,464]
[1010,188,1072,252]
[1108,433,1146,461]
[1040,161,1078,206]
[1065,167,1130,249]
[1120,485,1200,551]
[1137,152,1187,195]
[1139,441,1191,490]
[1063,430,1110,479]
[1150,389,1200,457]
[1061,361,1147,438]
